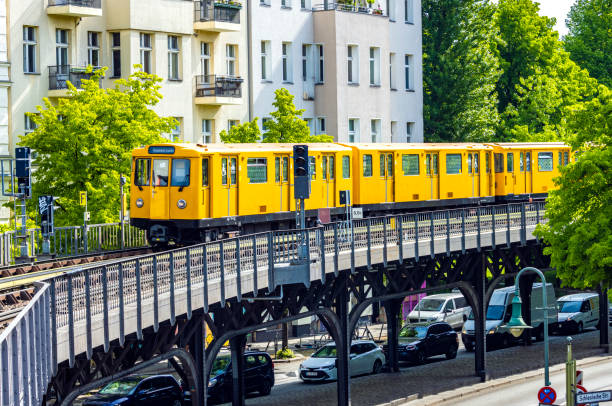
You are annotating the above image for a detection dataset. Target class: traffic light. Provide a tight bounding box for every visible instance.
[15,147,31,197]
[39,195,56,236]
[293,145,310,199]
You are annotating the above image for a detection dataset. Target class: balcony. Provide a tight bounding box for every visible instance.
[48,65,98,97]
[194,0,241,32]
[312,2,386,17]
[47,0,102,17]
[195,75,243,105]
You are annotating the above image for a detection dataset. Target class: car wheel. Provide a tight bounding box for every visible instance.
[372,359,382,374]
[535,326,545,342]
[415,350,425,365]
[445,345,458,360]
[577,322,584,334]
[259,379,272,396]
[501,334,510,348]
[464,343,474,352]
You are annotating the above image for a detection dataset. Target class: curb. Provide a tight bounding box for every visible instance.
[272,354,306,363]
[402,353,612,406]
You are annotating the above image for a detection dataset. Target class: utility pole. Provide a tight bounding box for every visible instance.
[120,175,126,250]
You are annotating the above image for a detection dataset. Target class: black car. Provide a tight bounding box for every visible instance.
[207,350,274,405]
[82,374,183,406]
[384,322,459,364]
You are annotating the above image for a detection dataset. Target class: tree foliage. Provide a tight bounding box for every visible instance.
[219,118,262,143]
[564,0,612,88]
[422,0,501,142]
[20,67,175,226]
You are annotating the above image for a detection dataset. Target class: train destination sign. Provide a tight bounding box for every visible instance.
[148,146,175,154]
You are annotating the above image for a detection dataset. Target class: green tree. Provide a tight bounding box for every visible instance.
[535,85,612,289]
[262,88,333,143]
[564,0,612,88]
[219,118,262,143]
[20,66,175,226]
[422,0,502,142]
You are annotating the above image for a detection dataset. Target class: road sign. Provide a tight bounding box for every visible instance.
[538,386,557,404]
[79,191,87,206]
[84,211,90,222]
[352,207,363,219]
[577,391,612,404]
[576,369,583,386]
[576,384,588,406]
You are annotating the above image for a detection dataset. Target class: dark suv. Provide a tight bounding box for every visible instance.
[82,375,183,406]
[384,321,459,364]
[207,350,274,405]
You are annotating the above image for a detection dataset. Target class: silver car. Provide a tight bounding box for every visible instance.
[299,340,385,382]
[408,293,471,329]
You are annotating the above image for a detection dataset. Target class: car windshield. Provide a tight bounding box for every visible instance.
[414,298,445,312]
[558,301,582,313]
[399,326,427,338]
[98,377,142,395]
[211,355,231,377]
[312,345,337,358]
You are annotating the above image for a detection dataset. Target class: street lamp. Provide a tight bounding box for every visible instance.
[504,266,551,386]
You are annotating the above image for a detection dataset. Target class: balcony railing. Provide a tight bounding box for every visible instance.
[195,0,241,24]
[312,2,386,16]
[48,0,102,8]
[48,65,98,91]
[195,75,243,98]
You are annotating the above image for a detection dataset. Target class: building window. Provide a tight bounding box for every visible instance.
[369,47,380,86]
[168,35,180,80]
[56,29,69,67]
[260,0,271,5]
[202,119,212,143]
[363,155,373,177]
[406,122,413,142]
[301,0,310,9]
[170,118,181,142]
[389,53,396,89]
[200,42,210,78]
[262,117,271,134]
[24,115,37,135]
[304,118,314,134]
[261,41,270,80]
[370,119,380,142]
[110,32,121,77]
[302,44,309,81]
[446,154,462,174]
[348,118,359,142]
[87,32,100,67]
[282,42,292,82]
[247,158,268,183]
[140,33,152,73]
[226,44,236,76]
[228,120,239,132]
[315,44,324,83]
[316,117,326,135]
[342,156,350,178]
[347,45,359,84]
[405,0,413,23]
[405,54,414,90]
[23,26,37,73]
[281,0,291,7]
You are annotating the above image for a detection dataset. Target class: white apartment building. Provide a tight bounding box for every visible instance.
[248,0,423,143]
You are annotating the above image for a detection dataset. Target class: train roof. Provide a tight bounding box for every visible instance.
[340,143,495,151]
[134,142,353,154]
[490,142,569,149]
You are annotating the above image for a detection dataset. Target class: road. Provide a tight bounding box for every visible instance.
[450,357,612,406]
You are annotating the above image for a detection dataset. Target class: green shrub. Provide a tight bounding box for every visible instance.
[275,347,294,359]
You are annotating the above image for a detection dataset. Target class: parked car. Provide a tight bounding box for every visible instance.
[383,321,458,364]
[299,340,385,382]
[407,293,471,329]
[82,375,183,406]
[557,293,600,333]
[207,350,274,405]
[462,283,557,351]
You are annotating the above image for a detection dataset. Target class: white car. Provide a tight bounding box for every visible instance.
[557,293,600,333]
[299,340,385,382]
[408,293,471,329]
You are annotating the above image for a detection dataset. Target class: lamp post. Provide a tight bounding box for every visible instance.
[504,266,551,386]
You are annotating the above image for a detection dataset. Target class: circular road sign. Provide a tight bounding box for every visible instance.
[576,384,588,406]
[538,386,557,404]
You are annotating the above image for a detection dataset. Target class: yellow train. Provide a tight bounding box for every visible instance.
[130,142,570,244]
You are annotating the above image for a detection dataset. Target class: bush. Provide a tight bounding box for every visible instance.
[275,347,294,359]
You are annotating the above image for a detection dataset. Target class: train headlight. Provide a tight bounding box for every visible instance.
[177,199,187,209]
[136,198,144,208]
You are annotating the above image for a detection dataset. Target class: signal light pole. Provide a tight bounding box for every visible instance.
[293,145,310,260]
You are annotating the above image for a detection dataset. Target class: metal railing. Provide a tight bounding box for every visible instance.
[47,202,546,367]
[195,75,243,98]
[0,222,147,266]
[312,2,386,16]
[194,0,241,24]
[48,65,99,91]
[0,282,52,406]
[48,0,102,8]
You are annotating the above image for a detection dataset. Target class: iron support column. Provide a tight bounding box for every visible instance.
[190,320,205,406]
[599,284,609,353]
[230,334,247,406]
[384,299,401,373]
[474,253,487,381]
[336,275,351,406]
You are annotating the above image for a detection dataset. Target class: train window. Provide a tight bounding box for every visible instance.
[322,157,328,180]
[379,155,385,177]
[329,156,335,179]
[283,157,289,181]
[152,159,169,187]
[474,153,479,173]
[275,157,281,182]
[520,153,524,172]
[401,154,419,175]
[247,158,267,183]
[171,159,190,187]
[506,153,514,172]
[486,153,491,173]
[222,158,228,185]
[558,152,563,167]
[425,154,431,175]
[494,153,504,173]
[538,152,553,171]
[202,158,209,186]
[446,154,462,174]
[342,156,350,178]
[309,157,316,180]
[433,154,438,175]
[135,159,151,186]
[363,155,373,177]
[526,152,531,171]
[563,152,569,166]
[230,158,237,185]
[467,154,472,174]
[387,154,393,176]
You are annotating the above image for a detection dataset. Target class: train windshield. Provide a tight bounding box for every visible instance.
[153,159,169,187]
[171,159,190,187]
[135,159,151,186]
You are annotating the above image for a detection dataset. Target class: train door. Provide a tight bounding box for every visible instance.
[425,152,439,200]
[379,153,394,202]
[275,155,291,211]
[150,158,170,219]
[322,154,336,207]
[467,152,480,197]
[524,151,532,193]
[220,155,238,216]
